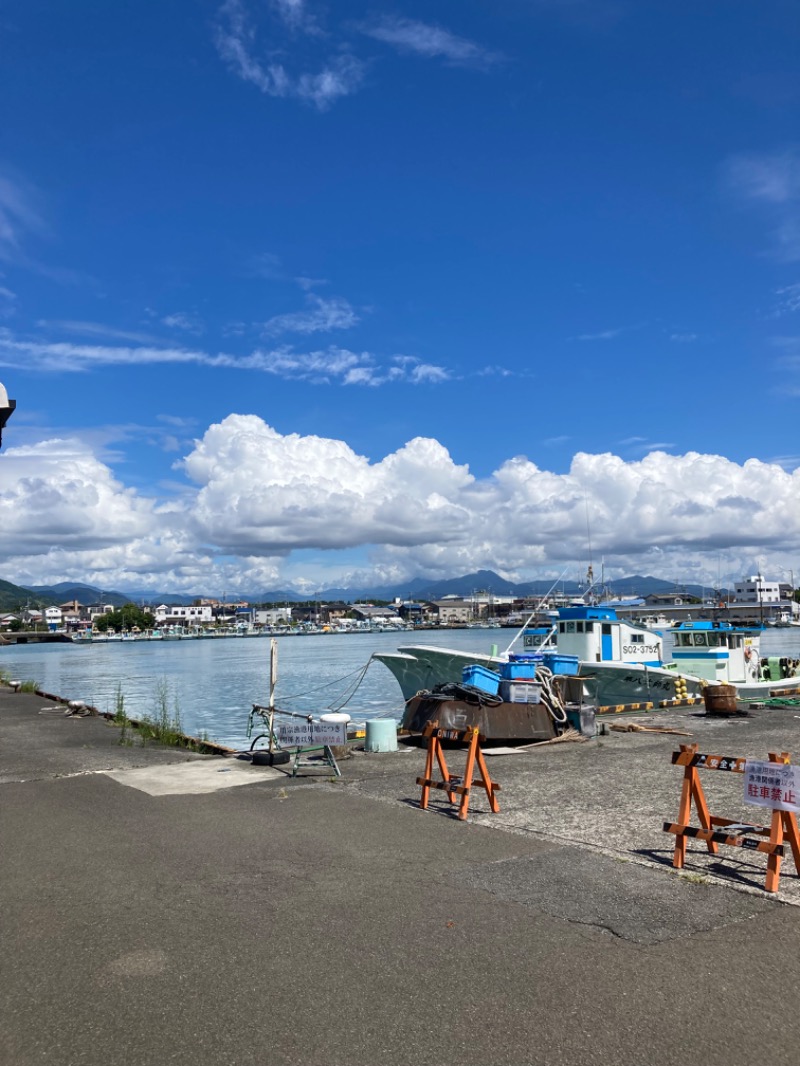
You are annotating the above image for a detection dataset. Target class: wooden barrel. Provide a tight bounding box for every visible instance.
[704,684,738,716]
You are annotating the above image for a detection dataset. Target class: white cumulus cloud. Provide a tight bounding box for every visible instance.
[5,419,800,593]
[0,438,158,557]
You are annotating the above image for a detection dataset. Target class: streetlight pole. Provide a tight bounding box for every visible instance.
[0,380,15,447]
[780,569,796,620]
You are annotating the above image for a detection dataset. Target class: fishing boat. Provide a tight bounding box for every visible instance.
[583,620,800,704]
[374,608,800,713]
[373,607,659,701]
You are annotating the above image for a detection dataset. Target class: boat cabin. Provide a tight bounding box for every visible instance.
[670,620,756,683]
[526,606,664,666]
[521,626,557,652]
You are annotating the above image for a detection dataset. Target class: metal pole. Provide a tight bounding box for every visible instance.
[268,638,277,753]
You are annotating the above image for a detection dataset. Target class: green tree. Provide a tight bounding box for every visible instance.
[94,604,155,633]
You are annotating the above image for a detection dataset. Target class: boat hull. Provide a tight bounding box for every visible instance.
[577,662,702,705]
[579,661,800,704]
[402,693,558,741]
[374,646,501,703]
[375,637,800,710]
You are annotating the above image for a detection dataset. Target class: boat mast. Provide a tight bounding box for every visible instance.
[502,568,568,656]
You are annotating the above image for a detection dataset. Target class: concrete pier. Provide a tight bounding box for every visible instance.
[3,682,800,1065]
[0,629,72,644]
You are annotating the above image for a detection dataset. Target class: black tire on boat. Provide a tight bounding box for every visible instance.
[252,750,291,766]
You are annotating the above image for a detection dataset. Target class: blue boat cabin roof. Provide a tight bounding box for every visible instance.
[557,606,617,621]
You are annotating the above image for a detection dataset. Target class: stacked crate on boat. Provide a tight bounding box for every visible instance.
[499,655,542,703]
[538,653,580,675]
[461,664,501,696]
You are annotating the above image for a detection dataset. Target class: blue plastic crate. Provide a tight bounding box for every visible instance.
[539,653,580,675]
[461,664,500,695]
[500,660,539,680]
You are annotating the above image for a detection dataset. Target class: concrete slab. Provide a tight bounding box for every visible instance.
[342,708,800,902]
[460,846,775,944]
[104,759,282,795]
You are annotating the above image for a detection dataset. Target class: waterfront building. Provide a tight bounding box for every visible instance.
[154,603,214,625]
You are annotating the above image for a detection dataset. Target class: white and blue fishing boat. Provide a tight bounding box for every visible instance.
[374,608,800,718]
[374,606,668,703]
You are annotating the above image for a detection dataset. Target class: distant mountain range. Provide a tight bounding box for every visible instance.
[1,582,133,613]
[0,570,730,614]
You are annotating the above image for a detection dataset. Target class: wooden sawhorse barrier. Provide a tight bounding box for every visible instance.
[417,724,501,821]
[663,743,800,893]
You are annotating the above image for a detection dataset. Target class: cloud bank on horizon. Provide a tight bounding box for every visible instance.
[1,415,798,595]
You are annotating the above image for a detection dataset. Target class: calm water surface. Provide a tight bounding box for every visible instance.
[0,629,515,747]
[4,627,799,748]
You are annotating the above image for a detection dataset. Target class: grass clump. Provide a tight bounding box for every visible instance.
[111,683,132,745]
[680,872,710,885]
[18,679,39,693]
[138,677,185,748]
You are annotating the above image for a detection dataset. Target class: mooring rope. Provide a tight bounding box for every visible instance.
[327,658,376,712]
[272,655,397,717]
[276,660,375,702]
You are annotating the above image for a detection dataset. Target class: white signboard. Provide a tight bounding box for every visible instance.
[274,720,347,748]
[744,760,800,812]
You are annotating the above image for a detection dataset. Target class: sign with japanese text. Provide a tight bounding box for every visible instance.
[274,720,347,748]
[744,760,800,812]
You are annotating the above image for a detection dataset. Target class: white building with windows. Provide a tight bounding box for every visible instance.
[88,603,115,623]
[254,608,293,626]
[734,575,781,604]
[730,574,799,623]
[432,599,474,624]
[154,604,214,625]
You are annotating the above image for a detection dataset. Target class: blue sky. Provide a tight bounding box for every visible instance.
[1,1,800,595]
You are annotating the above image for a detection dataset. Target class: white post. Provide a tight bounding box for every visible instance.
[268,638,278,752]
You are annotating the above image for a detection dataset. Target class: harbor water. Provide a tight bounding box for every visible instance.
[3,627,800,749]
[0,629,512,748]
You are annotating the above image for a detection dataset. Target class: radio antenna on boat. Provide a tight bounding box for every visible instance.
[503,567,569,656]
[584,492,594,598]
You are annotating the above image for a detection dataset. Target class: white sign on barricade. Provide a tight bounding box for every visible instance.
[274,720,347,748]
[744,760,800,813]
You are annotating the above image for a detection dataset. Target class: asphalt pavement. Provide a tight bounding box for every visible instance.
[3,684,800,1066]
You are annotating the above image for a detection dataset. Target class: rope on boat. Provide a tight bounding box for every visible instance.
[535,666,568,725]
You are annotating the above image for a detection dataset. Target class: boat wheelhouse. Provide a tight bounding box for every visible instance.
[669,621,759,684]
[554,606,663,666]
